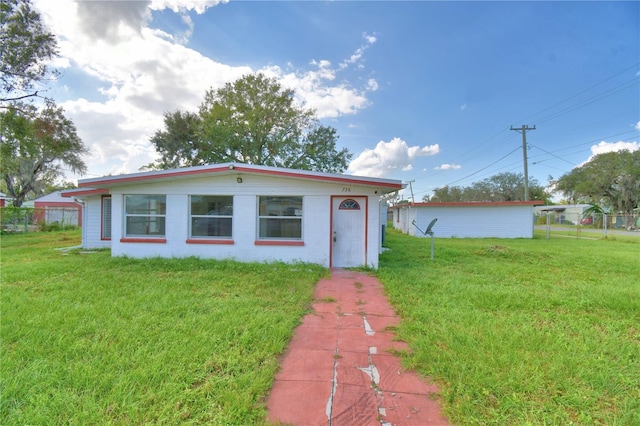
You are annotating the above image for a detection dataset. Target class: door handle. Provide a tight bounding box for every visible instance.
[333,231,337,242]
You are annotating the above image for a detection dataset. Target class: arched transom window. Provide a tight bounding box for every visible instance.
[339,199,361,210]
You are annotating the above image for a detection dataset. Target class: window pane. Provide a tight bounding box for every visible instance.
[259,218,301,239]
[191,195,233,216]
[125,195,166,215]
[259,196,302,217]
[190,196,233,238]
[126,216,166,236]
[339,199,360,210]
[102,197,112,239]
[191,217,232,237]
[258,196,303,240]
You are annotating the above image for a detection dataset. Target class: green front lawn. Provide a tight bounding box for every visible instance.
[1,229,638,424]
[1,230,326,425]
[377,229,639,425]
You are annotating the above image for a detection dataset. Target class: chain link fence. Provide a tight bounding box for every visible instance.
[534,211,640,238]
[1,207,80,233]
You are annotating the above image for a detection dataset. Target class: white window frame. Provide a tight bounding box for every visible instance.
[123,195,166,237]
[189,195,233,239]
[257,196,303,240]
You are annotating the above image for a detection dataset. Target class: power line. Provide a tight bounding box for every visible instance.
[530,129,638,162]
[532,78,639,125]
[518,61,639,125]
[437,146,521,188]
[529,143,575,166]
[412,64,639,197]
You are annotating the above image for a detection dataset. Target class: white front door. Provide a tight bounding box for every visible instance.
[331,196,366,267]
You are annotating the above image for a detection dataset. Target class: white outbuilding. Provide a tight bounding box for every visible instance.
[390,201,543,239]
[62,163,404,269]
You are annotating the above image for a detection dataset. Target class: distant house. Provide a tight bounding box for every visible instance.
[0,192,7,208]
[533,204,592,225]
[391,201,543,239]
[33,191,83,227]
[61,163,404,268]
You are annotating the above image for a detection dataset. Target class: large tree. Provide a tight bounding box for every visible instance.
[555,150,640,216]
[428,172,550,203]
[1,0,59,103]
[1,0,88,205]
[1,101,87,206]
[149,73,352,173]
[148,110,202,169]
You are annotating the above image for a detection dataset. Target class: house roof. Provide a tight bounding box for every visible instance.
[390,200,544,209]
[71,163,405,192]
[536,206,566,212]
[33,190,78,203]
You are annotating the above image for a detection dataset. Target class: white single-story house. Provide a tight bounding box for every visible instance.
[62,163,404,268]
[391,201,544,239]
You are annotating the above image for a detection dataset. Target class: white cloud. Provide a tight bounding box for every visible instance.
[635,120,640,131]
[340,33,377,69]
[348,137,440,178]
[269,35,379,118]
[364,33,377,44]
[265,52,375,119]
[149,0,227,14]
[578,140,640,167]
[366,79,379,91]
[434,163,461,170]
[33,0,379,177]
[33,0,247,176]
[589,140,639,157]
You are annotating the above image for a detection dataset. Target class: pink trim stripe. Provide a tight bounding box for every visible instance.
[186,239,234,245]
[120,238,167,244]
[254,240,305,246]
[61,188,109,197]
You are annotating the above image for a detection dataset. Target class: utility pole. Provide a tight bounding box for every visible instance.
[510,125,536,201]
[407,180,415,204]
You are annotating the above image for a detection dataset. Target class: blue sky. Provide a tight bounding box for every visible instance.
[34,0,639,201]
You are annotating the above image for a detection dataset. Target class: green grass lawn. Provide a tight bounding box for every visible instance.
[0,230,326,425]
[377,229,640,425]
[2,230,638,425]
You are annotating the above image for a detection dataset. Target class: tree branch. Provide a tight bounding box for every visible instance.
[0,91,40,102]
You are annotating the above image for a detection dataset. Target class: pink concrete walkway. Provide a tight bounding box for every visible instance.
[267,269,449,425]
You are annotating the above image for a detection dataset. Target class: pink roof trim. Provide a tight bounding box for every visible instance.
[77,163,404,190]
[61,188,109,197]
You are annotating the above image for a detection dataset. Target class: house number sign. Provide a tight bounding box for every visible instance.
[342,187,351,192]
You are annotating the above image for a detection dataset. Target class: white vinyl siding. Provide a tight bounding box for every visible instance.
[393,204,536,239]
